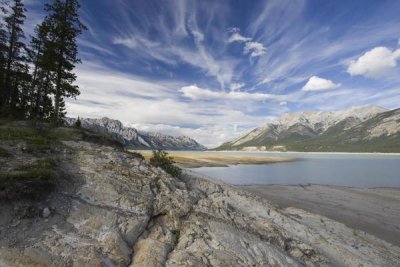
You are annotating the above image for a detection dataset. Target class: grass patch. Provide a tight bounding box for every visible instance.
[0,123,66,153]
[47,127,83,141]
[0,127,37,141]
[81,130,124,148]
[0,158,57,200]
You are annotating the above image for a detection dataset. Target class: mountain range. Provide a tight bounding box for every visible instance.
[216,105,400,152]
[64,117,207,151]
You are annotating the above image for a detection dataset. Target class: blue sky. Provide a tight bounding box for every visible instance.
[25,0,400,147]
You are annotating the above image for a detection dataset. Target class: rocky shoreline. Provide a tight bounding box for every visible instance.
[1,139,399,266]
[240,184,400,247]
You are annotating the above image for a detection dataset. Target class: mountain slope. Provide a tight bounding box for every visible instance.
[65,117,206,150]
[217,105,400,152]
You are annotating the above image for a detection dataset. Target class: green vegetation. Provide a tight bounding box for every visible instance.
[0,118,133,200]
[0,124,60,153]
[75,117,82,128]
[150,150,182,177]
[128,150,145,160]
[0,0,85,122]
[0,158,57,200]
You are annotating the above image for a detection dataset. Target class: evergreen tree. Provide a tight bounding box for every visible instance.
[74,116,81,127]
[27,21,54,119]
[0,4,7,106]
[1,0,27,115]
[42,0,86,123]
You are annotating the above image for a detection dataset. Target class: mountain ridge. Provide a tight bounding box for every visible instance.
[217,105,400,152]
[64,117,207,151]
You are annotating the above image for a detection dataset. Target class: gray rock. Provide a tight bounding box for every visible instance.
[42,208,51,218]
[1,140,399,267]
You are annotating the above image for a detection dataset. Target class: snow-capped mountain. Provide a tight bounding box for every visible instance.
[217,105,400,152]
[64,117,206,151]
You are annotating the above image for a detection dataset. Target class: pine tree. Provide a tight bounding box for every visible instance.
[1,0,27,115]
[0,4,7,106]
[27,21,54,119]
[42,0,86,123]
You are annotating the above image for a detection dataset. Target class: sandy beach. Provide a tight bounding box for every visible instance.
[138,150,294,168]
[240,184,400,246]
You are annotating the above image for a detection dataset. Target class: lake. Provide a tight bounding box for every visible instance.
[191,152,400,188]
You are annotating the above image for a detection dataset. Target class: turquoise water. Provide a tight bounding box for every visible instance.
[188,152,400,188]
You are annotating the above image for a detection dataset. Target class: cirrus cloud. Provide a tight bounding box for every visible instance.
[244,41,267,57]
[227,29,266,58]
[180,84,283,101]
[228,32,251,43]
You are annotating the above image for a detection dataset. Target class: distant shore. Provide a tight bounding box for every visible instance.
[138,150,294,168]
[240,184,400,246]
[212,150,400,155]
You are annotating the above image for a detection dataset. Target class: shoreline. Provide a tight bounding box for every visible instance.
[210,150,400,156]
[131,149,400,156]
[138,150,294,168]
[239,183,400,246]
[239,183,400,190]
[186,169,400,246]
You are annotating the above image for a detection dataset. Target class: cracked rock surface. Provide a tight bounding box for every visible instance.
[1,140,399,267]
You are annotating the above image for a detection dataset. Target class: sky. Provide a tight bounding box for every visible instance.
[24,0,400,147]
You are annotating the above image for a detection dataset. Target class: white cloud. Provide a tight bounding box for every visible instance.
[230,82,245,91]
[279,101,287,106]
[66,63,273,148]
[228,32,251,43]
[180,85,283,101]
[302,76,340,91]
[227,29,266,58]
[347,46,400,78]
[243,41,267,57]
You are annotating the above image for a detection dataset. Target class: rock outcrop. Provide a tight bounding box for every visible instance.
[1,136,399,266]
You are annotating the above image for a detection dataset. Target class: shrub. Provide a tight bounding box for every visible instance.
[128,150,145,160]
[149,150,182,177]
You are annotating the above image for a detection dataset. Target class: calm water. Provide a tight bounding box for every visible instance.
[189,152,400,188]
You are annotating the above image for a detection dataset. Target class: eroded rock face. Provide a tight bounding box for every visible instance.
[0,141,399,267]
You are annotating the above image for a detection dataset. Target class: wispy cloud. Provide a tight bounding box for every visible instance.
[22,0,399,147]
[228,32,251,43]
[180,85,287,102]
[243,41,267,57]
[227,29,266,58]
